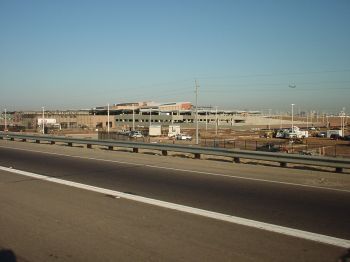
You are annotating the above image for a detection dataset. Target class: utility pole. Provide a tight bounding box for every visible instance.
[268,109,271,130]
[42,107,45,134]
[195,80,199,144]
[107,103,110,133]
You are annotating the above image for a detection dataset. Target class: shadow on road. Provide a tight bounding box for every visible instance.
[0,249,17,262]
[338,249,350,262]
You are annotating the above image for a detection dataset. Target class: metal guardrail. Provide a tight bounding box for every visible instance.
[1,132,350,173]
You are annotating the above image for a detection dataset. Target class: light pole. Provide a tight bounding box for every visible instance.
[132,104,135,131]
[280,112,283,129]
[149,107,152,127]
[4,108,7,132]
[215,106,218,135]
[291,104,295,133]
[42,107,45,134]
[195,80,199,145]
[205,110,208,131]
[340,108,345,137]
[107,103,110,133]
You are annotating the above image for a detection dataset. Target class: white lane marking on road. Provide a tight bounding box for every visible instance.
[0,165,350,248]
[0,144,350,194]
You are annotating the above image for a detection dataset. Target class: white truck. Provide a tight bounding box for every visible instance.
[285,126,308,139]
[168,125,181,137]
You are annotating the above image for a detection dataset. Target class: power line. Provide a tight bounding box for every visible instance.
[201,87,350,93]
[195,69,350,80]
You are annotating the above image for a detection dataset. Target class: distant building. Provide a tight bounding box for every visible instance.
[10,101,316,132]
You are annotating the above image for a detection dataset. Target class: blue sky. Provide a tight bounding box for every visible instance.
[0,0,349,113]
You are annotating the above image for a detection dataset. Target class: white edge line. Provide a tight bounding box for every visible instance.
[0,165,349,249]
[0,144,349,194]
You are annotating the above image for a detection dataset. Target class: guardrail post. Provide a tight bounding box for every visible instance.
[50,141,55,145]
[280,162,287,168]
[194,153,201,159]
[36,140,40,143]
[67,142,73,147]
[108,146,113,150]
[133,148,139,153]
[335,167,343,173]
[233,157,240,163]
[87,144,92,149]
[162,150,167,156]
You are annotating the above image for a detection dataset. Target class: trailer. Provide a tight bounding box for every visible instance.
[149,125,162,136]
[326,129,343,138]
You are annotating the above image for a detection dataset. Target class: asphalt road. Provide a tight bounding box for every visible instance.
[0,141,350,261]
[1,170,347,262]
[0,145,349,239]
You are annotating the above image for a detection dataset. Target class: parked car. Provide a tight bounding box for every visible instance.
[343,135,350,141]
[129,131,143,138]
[176,134,192,141]
[316,131,326,137]
[330,134,342,140]
[118,129,130,136]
